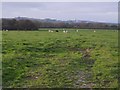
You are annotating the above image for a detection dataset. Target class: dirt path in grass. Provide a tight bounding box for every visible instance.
[71,48,96,88]
[73,71,95,88]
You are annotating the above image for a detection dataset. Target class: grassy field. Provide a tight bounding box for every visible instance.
[2,29,118,88]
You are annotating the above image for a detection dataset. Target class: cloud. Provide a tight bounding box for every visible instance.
[2,2,118,23]
[1,0,119,2]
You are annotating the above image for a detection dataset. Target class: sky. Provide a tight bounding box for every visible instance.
[1,0,119,2]
[2,2,118,23]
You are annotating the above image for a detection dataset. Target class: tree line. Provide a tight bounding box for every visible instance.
[1,18,118,30]
[2,19,38,30]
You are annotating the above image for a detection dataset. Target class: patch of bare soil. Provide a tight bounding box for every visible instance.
[69,47,96,88]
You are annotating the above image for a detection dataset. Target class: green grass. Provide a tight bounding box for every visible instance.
[2,29,118,88]
[0,31,2,87]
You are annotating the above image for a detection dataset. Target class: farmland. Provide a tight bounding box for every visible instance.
[2,29,118,88]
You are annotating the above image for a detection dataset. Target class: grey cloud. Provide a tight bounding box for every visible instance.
[2,2,118,23]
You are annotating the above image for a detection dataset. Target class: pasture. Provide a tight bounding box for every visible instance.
[2,29,118,88]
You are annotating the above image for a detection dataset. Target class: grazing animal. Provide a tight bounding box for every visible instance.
[63,30,68,33]
[63,30,66,33]
[48,30,53,32]
[56,30,59,32]
[76,30,78,32]
[48,30,51,32]
[94,30,96,32]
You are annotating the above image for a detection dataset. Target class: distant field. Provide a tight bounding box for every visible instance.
[2,29,118,88]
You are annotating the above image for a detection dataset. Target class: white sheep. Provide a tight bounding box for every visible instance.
[63,30,68,33]
[51,30,53,32]
[63,30,66,33]
[94,30,96,32]
[48,30,53,32]
[48,30,51,32]
[76,30,78,32]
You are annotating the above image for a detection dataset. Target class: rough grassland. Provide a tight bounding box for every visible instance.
[2,29,118,88]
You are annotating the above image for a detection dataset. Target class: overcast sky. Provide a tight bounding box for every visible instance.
[2,2,118,23]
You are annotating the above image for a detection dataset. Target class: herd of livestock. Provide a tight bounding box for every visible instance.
[48,29,96,33]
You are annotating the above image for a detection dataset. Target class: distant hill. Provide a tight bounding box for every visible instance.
[9,17,117,25]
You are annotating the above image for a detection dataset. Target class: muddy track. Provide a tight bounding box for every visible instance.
[69,47,96,88]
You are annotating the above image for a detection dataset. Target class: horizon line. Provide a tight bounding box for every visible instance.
[1,16,117,24]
